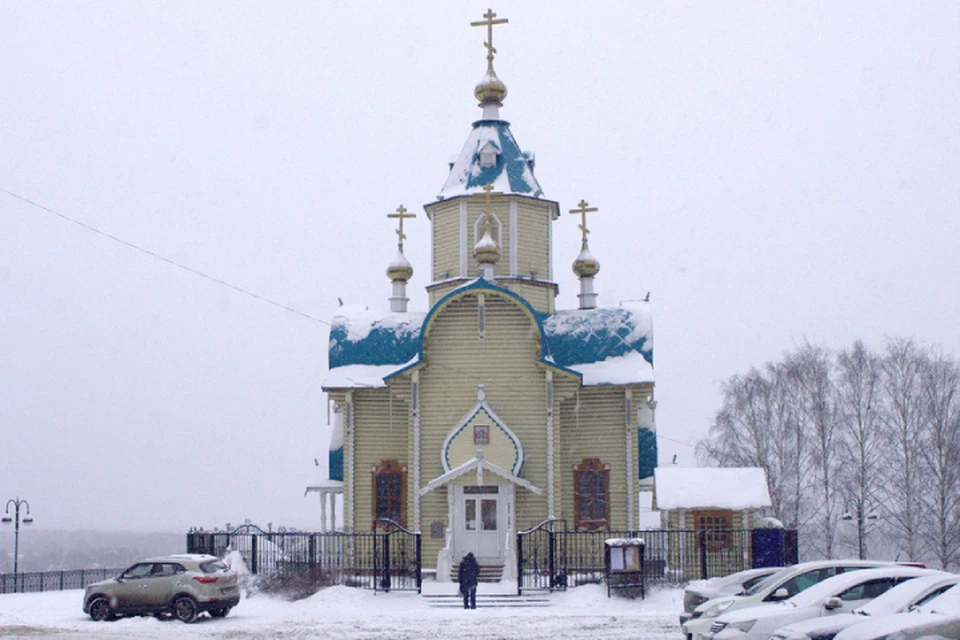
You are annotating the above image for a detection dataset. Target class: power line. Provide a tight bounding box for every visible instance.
[1,187,330,326]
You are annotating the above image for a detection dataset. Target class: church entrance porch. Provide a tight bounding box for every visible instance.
[455,485,504,561]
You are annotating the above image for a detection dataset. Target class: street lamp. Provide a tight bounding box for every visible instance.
[841,499,878,560]
[3,497,34,588]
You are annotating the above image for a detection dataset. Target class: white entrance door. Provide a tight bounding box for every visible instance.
[456,486,502,561]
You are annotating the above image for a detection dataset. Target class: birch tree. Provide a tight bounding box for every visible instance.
[918,352,960,569]
[787,344,840,558]
[879,338,928,562]
[834,341,883,559]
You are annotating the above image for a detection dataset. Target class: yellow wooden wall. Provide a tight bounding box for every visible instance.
[558,386,631,530]
[416,291,550,561]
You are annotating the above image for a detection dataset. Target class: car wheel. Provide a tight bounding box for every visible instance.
[88,596,114,622]
[210,607,231,618]
[173,596,198,623]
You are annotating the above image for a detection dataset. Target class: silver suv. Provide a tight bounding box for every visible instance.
[83,554,240,623]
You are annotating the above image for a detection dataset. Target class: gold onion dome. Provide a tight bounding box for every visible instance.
[573,245,600,278]
[475,70,507,108]
[474,230,501,264]
[387,250,413,282]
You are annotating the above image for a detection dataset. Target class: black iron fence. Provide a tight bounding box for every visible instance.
[517,524,798,595]
[0,567,126,594]
[0,526,792,597]
[186,520,421,593]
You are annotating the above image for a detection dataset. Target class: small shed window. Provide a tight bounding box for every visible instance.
[693,509,733,551]
[574,458,610,530]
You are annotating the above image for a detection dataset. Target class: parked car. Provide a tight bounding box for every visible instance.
[706,566,937,640]
[83,554,240,623]
[682,560,908,640]
[770,571,958,640]
[681,568,782,626]
[832,582,960,640]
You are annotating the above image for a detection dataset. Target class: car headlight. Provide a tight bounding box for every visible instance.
[731,619,756,633]
[703,600,735,618]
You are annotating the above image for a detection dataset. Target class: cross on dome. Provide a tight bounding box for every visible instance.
[570,199,598,248]
[387,204,416,251]
[480,183,503,238]
[471,8,508,72]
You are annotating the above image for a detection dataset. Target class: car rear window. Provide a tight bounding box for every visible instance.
[200,560,228,573]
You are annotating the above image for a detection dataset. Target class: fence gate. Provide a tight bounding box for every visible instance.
[372,519,421,593]
[516,518,568,595]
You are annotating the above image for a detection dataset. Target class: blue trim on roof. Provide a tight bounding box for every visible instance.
[385,278,580,381]
[468,120,540,195]
[328,316,422,369]
[326,281,654,385]
[542,307,653,368]
[441,120,543,197]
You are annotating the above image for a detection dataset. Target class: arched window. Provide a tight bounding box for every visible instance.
[573,458,609,530]
[372,460,406,527]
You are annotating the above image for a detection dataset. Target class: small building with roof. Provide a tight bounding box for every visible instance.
[307,10,657,581]
[654,467,774,578]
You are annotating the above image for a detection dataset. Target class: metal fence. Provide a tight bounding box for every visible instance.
[186,520,421,593]
[0,567,126,594]
[517,524,798,595]
[0,526,792,597]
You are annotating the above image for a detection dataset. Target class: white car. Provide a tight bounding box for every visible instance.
[681,568,782,626]
[832,582,960,640]
[706,566,937,640]
[771,572,958,640]
[683,560,897,640]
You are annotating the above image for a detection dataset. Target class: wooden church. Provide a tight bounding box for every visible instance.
[310,10,657,581]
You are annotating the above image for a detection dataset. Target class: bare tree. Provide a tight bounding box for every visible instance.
[786,343,840,558]
[699,337,960,566]
[878,338,929,562]
[834,341,883,559]
[918,352,960,569]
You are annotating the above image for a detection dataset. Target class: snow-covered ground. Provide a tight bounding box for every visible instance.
[0,581,685,639]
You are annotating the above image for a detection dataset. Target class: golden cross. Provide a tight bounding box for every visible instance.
[471,9,508,69]
[480,183,502,237]
[387,205,416,250]
[569,199,598,246]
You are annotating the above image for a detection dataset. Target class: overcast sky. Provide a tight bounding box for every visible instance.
[2,2,958,534]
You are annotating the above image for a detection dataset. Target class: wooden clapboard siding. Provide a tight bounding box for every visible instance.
[430,200,461,282]
[493,278,556,314]
[558,387,630,530]
[351,388,410,531]
[514,199,551,282]
[419,291,549,536]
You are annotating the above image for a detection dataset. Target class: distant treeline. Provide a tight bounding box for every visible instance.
[698,337,960,570]
[1,529,184,573]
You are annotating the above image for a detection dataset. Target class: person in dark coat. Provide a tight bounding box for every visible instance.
[458,552,480,609]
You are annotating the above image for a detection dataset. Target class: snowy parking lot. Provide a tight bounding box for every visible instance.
[0,583,685,639]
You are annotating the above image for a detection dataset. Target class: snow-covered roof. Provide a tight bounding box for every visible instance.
[542,304,654,384]
[439,120,542,198]
[654,467,772,510]
[324,280,654,389]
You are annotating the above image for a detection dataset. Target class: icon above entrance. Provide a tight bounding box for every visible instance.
[441,384,524,475]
